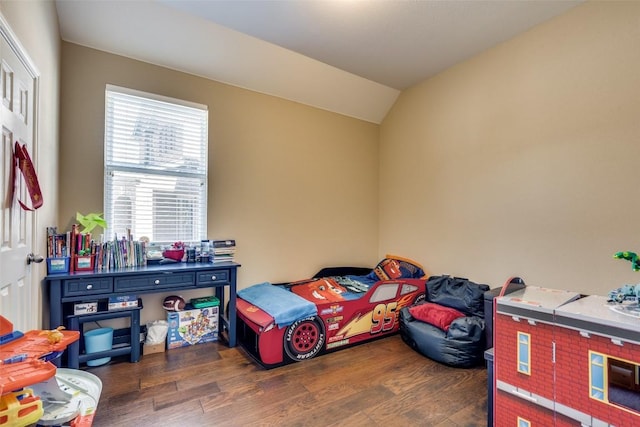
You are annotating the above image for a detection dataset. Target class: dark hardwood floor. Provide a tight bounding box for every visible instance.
[87,335,488,426]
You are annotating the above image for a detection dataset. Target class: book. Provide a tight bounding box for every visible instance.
[210,239,236,263]
[211,239,235,248]
[46,226,69,258]
[69,224,78,273]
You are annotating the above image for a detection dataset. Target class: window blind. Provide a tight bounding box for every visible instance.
[104,85,208,245]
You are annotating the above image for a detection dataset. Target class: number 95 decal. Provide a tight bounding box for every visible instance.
[370,302,397,334]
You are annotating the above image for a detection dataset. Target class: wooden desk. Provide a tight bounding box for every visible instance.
[45,262,240,368]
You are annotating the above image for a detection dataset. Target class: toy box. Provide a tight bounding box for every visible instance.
[108,295,138,311]
[166,305,219,349]
[190,296,219,308]
[143,342,165,355]
[73,302,98,315]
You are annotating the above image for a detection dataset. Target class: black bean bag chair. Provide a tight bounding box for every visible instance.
[399,275,490,368]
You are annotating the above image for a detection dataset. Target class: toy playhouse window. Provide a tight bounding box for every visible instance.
[517,418,531,427]
[590,351,640,413]
[517,331,531,375]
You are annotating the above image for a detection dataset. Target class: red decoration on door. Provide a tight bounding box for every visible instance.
[10,141,43,211]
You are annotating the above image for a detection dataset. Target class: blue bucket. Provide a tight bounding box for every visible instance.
[84,327,113,367]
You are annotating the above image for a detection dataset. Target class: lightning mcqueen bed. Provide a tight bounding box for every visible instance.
[236,256,428,368]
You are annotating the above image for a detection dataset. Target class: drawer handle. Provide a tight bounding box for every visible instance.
[211,275,217,281]
[86,284,93,290]
[154,279,160,285]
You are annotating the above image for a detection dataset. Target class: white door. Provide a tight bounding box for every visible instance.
[0,18,39,332]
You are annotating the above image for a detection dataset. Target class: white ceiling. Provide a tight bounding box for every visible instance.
[55,0,582,123]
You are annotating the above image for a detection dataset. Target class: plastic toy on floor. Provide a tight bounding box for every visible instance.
[30,368,102,427]
[0,315,101,427]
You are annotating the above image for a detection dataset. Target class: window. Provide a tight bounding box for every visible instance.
[590,351,606,401]
[517,417,531,427]
[370,284,399,303]
[401,284,419,295]
[517,332,531,375]
[104,85,208,245]
[590,351,640,413]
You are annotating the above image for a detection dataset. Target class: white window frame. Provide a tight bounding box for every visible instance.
[104,85,208,246]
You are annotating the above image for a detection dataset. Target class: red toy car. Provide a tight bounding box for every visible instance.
[236,256,428,368]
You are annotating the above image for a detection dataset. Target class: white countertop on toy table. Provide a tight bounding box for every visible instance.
[497,285,581,314]
[555,294,639,332]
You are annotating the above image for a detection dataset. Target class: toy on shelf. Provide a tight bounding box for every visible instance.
[40,326,67,344]
[75,212,106,234]
[609,250,640,318]
[607,283,640,304]
[606,284,640,319]
[0,316,101,427]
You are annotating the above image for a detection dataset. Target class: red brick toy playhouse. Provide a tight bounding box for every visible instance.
[494,282,640,426]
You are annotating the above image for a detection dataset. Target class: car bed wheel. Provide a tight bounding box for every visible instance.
[284,317,325,362]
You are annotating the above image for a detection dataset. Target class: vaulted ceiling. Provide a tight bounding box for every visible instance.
[55,0,582,123]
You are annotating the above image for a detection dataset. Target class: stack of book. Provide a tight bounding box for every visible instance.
[46,226,147,272]
[46,226,68,258]
[212,239,236,263]
[95,234,146,271]
[46,226,71,274]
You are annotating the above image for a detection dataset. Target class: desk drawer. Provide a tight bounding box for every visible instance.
[197,270,229,286]
[115,272,195,292]
[64,278,113,296]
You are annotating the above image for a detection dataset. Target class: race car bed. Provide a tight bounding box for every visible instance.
[236,255,428,368]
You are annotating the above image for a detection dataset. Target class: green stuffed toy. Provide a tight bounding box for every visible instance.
[613,251,640,271]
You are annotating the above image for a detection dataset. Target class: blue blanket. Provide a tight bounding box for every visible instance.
[237,282,317,327]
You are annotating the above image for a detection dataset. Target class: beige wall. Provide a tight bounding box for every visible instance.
[5,0,632,329]
[59,42,380,316]
[0,0,60,327]
[380,1,640,295]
